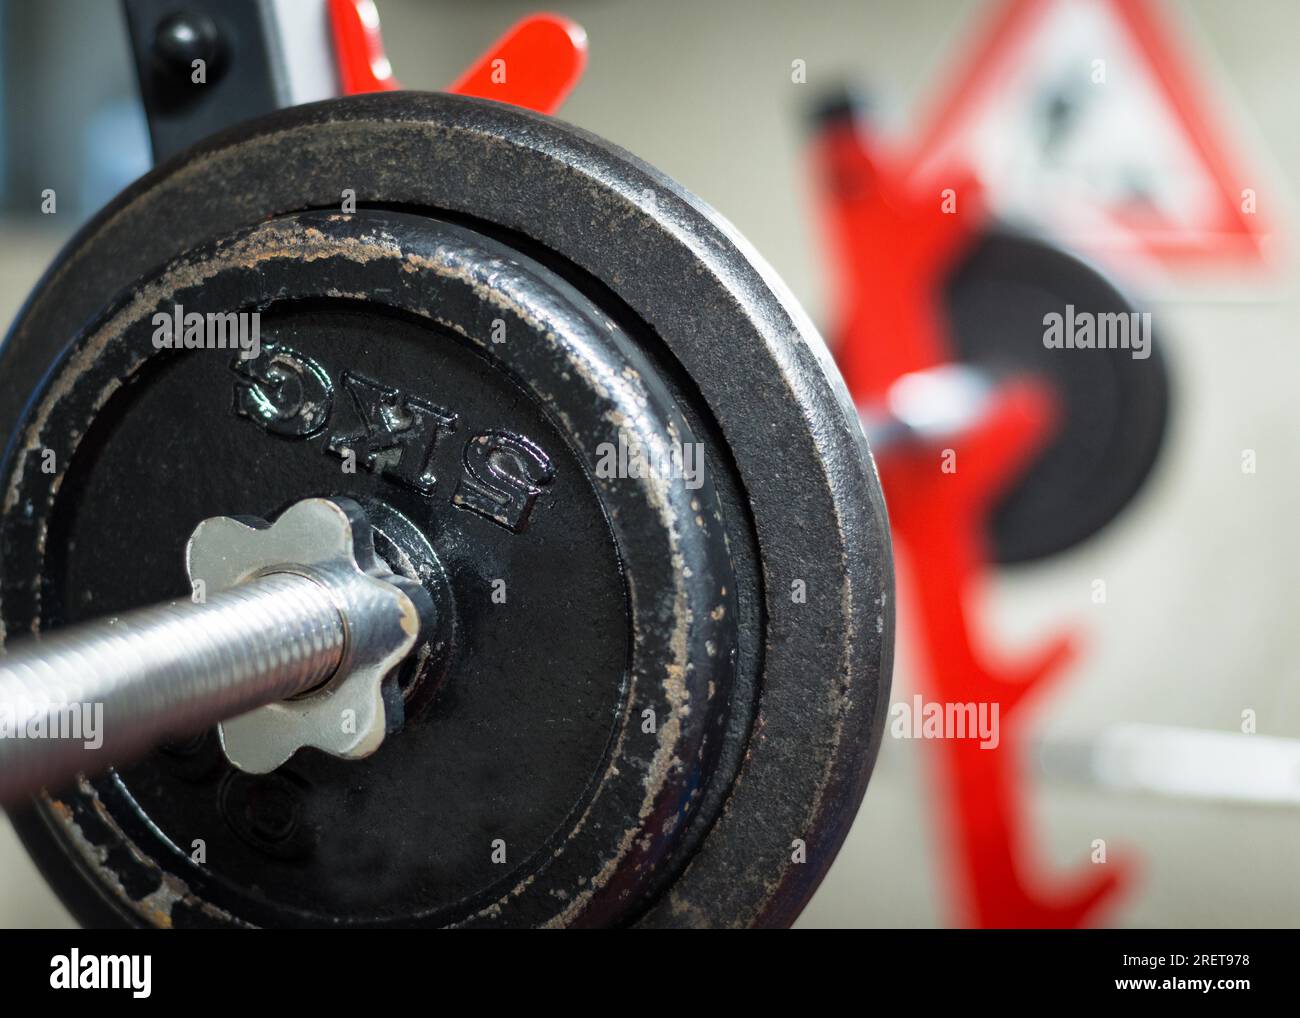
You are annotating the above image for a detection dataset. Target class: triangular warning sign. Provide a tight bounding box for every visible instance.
[910,0,1273,269]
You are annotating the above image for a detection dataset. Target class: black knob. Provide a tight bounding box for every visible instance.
[152,11,223,80]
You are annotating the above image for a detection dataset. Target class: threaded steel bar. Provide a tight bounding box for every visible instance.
[0,572,345,804]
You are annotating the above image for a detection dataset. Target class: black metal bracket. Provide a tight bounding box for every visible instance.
[122,0,290,163]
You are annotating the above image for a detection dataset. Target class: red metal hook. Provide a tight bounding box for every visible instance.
[328,0,399,93]
[813,114,1135,927]
[328,0,587,115]
[445,13,588,116]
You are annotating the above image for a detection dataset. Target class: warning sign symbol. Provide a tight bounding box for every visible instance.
[911,0,1275,269]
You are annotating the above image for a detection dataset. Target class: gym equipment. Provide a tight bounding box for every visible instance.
[0,3,893,928]
[814,91,1169,565]
[809,89,1161,926]
[0,497,428,801]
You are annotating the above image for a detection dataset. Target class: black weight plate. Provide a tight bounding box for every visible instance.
[7,209,744,928]
[943,228,1170,564]
[2,92,893,927]
[11,208,749,928]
